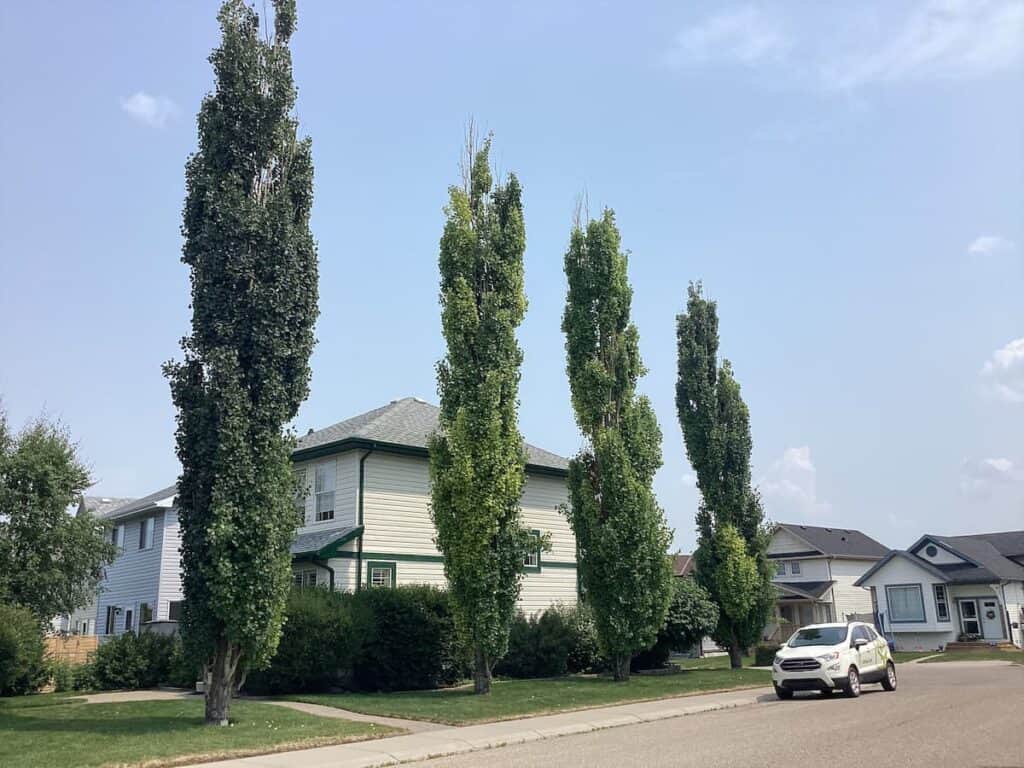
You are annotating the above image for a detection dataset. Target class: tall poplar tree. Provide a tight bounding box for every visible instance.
[676,283,773,669]
[562,209,673,682]
[163,0,317,725]
[429,133,530,695]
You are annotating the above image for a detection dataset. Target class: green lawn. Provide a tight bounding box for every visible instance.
[673,654,756,670]
[286,668,770,725]
[0,695,397,768]
[921,649,1024,663]
[892,651,942,663]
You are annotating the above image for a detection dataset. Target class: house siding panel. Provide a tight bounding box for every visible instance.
[829,558,876,620]
[768,529,813,556]
[95,511,166,634]
[156,508,183,621]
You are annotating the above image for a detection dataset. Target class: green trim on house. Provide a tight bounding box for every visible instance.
[291,437,569,478]
[325,549,578,570]
[366,560,397,588]
[291,526,363,561]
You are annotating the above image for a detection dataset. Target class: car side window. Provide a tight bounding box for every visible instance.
[851,626,868,644]
[864,626,878,641]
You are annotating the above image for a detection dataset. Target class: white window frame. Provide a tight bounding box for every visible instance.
[105,606,117,635]
[139,517,154,550]
[933,584,950,622]
[790,561,801,575]
[124,607,134,634]
[775,561,786,576]
[367,561,396,589]
[314,461,336,522]
[885,583,926,623]
[293,569,318,589]
[294,468,308,525]
[112,524,125,551]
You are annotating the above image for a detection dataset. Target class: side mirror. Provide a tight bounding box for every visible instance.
[853,638,868,649]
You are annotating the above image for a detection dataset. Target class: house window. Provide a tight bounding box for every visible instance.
[139,518,154,550]
[168,601,183,621]
[933,584,950,622]
[294,469,308,525]
[885,584,926,622]
[367,561,396,589]
[524,530,541,571]
[775,561,786,576]
[293,569,318,589]
[124,608,134,634]
[111,524,125,551]
[140,603,153,625]
[790,561,801,575]
[315,462,335,522]
[105,606,117,635]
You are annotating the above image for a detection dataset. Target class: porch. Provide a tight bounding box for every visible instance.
[763,584,835,643]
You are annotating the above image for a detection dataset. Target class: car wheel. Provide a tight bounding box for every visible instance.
[881,661,897,691]
[843,666,861,698]
[773,683,794,700]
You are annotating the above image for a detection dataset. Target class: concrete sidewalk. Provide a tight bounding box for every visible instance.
[200,686,772,768]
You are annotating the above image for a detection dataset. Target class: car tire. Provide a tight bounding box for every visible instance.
[773,683,794,700]
[881,662,897,691]
[843,666,861,698]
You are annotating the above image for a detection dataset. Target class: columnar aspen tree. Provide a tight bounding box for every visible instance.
[676,284,774,669]
[429,134,530,695]
[163,0,317,724]
[562,209,674,682]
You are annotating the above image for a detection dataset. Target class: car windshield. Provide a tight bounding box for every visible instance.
[788,627,848,647]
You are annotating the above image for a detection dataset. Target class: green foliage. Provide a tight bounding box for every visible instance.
[90,632,177,691]
[49,660,75,693]
[0,413,115,623]
[246,588,357,695]
[633,576,719,671]
[754,644,781,667]
[0,604,47,695]
[497,610,573,679]
[676,284,775,664]
[350,585,468,693]
[429,133,530,693]
[162,0,317,720]
[556,602,605,674]
[561,209,674,680]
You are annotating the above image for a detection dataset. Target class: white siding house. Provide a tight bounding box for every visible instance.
[856,531,1024,651]
[95,397,576,635]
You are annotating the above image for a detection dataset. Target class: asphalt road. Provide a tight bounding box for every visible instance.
[411,661,1024,768]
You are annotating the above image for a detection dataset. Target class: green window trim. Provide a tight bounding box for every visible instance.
[367,561,396,588]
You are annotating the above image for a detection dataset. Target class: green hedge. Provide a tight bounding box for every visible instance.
[496,603,603,679]
[754,644,780,667]
[90,631,177,690]
[0,604,47,696]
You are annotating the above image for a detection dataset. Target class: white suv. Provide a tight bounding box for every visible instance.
[771,621,897,699]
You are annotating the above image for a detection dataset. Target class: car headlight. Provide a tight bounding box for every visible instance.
[773,655,783,666]
[817,651,840,663]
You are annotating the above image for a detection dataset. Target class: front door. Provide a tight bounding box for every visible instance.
[979,599,1004,639]
[959,599,981,637]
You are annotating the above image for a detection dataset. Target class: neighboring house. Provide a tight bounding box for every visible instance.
[52,495,135,635]
[855,530,1024,651]
[765,523,889,642]
[671,552,722,657]
[95,397,576,635]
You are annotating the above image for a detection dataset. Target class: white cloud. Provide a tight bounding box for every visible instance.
[967,234,1017,257]
[959,456,1016,496]
[823,0,1024,89]
[664,6,790,68]
[980,337,1024,403]
[120,91,178,128]
[758,446,834,523]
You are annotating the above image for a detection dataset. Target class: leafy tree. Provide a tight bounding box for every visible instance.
[562,209,674,681]
[676,283,774,669]
[633,575,719,670]
[163,0,318,725]
[429,132,530,695]
[0,412,115,623]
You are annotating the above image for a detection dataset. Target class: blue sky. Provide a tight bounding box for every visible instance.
[1,1,1021,552]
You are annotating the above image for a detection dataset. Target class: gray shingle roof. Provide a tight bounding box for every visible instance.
[928,533,1024,581]
[672,553,695,577]
[777,523,889,560]
[295,397,569,472]
[79,496,136,518]
[103,485,178,520]
[775,580,834,600]
[290,526,361,557]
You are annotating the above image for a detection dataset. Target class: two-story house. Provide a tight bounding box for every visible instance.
[766,523,889,641]
[94,397,577,634]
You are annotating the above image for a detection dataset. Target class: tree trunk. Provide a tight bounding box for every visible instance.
[728,629,743,670]
[205,637,241,725]
[473,646,492,695]
[612,653,631,682]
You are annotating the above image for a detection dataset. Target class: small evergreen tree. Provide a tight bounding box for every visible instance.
[163,0,317,724]
[562,209,674,681]
[676,283,774,669]
[429,132,530,695]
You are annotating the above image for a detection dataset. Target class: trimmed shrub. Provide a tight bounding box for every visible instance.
[350,585,468,692]
[246,588,357,695]
[754,644,780,667]
[556,602,605,674]
[0,604,48,696]
[91,631,176,690]
[165,637,200,690]
[633,577,719,671]
[497,610,574,679]
[50,659,76,693]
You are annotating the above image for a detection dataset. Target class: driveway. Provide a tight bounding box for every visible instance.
[410,661,1024,768]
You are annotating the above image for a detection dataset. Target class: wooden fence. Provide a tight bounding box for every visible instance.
[45,635,99,665]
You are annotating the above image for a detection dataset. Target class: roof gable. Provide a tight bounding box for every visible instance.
[775,523,889,560]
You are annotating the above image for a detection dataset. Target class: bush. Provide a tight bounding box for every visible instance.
[350,585,468,692]
[633,577,719,671]
[165,637,200,690]
[0,604,48,696]
[72,661,98,691]
[50,659,76,693]
[754,644,780,667]
[496,603,604,679]
[246,588,357,695]
[556,603,605,674]
[90,631,176,690]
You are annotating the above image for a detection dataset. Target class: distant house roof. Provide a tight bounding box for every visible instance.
[294,397,569,474]
[103,486,177,520]
[79,495,136,518]
[774,523,889,560]
[673,553,695,577]
[291,526,363,559]
[775,580,834,600]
